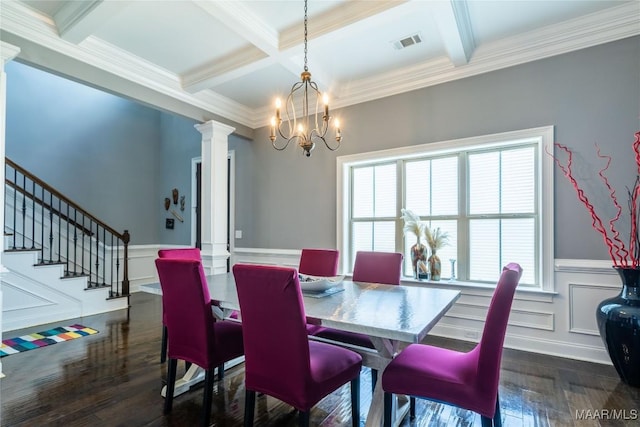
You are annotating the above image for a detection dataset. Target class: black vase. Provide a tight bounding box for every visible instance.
[596,267,640,387]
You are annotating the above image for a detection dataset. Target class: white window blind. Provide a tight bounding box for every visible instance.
[338,126,553,290]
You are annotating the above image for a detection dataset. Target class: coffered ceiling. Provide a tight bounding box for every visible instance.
[1,1,638,129]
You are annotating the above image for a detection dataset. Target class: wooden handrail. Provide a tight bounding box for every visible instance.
[5,158,126,240]
[5,180,95,236]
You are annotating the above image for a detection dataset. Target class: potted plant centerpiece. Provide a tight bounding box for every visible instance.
[426,227,449,281]
[401,209,428,279]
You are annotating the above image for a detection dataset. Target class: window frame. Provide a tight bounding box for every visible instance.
[336,126,555,291]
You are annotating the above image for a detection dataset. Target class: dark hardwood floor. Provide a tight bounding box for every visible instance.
[1,292,639,426]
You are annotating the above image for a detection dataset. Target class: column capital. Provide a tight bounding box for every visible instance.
[1,42,21,65]
[194,120,235,141]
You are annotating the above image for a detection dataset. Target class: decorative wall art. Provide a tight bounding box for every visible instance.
[163,189,185,229]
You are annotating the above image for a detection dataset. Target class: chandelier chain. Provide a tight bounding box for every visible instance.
[303,0,308,72]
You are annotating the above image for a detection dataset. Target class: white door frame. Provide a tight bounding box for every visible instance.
[191,151,235,255]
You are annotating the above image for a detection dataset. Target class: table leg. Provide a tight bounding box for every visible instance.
[160,356,245,398]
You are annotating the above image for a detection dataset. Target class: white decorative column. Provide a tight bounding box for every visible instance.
[194,120,235,275]
[0,41,21,379]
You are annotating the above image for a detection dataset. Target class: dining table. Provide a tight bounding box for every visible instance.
[140,272,461,427]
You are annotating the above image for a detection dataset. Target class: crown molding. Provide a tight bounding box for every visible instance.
[331,1,640,114]
[1,41,21,63]
[2,1,638,131]
[0,0,254,128]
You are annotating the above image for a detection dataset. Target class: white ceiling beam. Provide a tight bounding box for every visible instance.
[192,0,279,56]
[54,0,130,44]
[430,0,476,66]
[182,46,273,92]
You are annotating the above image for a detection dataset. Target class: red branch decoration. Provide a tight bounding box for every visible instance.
[550,131,640,267]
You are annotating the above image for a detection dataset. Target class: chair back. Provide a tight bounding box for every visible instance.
[158,247,202,260]
[232,264,311,400]
[476,262,522,393]
[299,248,339,276]
[155,258,216,368]
[352,251,403,285]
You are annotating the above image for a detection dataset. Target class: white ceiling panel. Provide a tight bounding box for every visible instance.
[3,0,637,129]
[91,0,250,74]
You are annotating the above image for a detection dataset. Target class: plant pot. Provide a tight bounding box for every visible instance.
[428,251,441,281]
[596,267,640,387]
[410,242,427,279]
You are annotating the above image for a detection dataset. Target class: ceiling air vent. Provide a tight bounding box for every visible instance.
[392,33,422,50]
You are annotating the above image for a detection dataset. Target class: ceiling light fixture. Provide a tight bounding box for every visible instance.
[269,0,342,157]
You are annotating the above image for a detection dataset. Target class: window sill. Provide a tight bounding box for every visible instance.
[398,277,558,300]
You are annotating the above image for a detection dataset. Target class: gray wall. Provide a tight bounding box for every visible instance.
[157,113,200,245]
[5,59,253,246]
[235,36,640,260]
[5,60,161,245]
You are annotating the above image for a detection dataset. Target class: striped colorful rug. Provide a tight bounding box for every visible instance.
[0,324,98,357]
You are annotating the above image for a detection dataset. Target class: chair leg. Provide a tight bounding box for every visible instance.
[350,375,360,427]
[202,368,215,427]
[494,393,502,427]
[164,358,177,414]
[410,396,416,418]
[244,390,256,427]
[371,368,378,394]
[217,363,225,381]
[160,326,168,363]
[298,410,310,427]
[481,416,493,427]
[383,392,393,427]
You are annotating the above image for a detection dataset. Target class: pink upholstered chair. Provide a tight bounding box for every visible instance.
[298,248,339,277]
[298,248,340,334]
[381,263,523,427]
[157,248,202,363]
[232,264,362,427]
[313,250,403,390]
[155,258,244,426]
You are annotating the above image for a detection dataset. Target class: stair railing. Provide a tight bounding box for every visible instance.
[4,158,130,298]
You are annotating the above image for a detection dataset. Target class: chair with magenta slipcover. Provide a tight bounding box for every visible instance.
[298,248,339,277]
[157,248,202,364]
[155,258,244,426]
[381,262,523,427]
[313,250,403,390]
[232,263,362,427]
[298,248,340,334]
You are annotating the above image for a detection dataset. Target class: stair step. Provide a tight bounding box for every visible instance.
[5,247,40,252]
[35,260,66,267]
[63,271,89,279]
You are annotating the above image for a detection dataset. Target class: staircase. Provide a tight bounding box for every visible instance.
[2,158,130,332]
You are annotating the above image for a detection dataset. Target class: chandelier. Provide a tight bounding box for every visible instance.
[269,0,342,157]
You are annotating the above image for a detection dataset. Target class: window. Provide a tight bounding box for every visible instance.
[337,126,554,291]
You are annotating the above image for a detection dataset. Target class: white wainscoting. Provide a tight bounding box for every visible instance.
[132,247,620,365]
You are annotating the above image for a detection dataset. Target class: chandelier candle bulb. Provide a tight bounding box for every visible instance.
[323,94,329,117]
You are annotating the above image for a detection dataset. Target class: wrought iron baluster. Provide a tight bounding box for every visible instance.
[73,208,78,275]
[12,167,16,250]
[66,203,70,274]
[41,186,44,260]
[110,234,115,297]
[102,227,106,286]
[48,192,54,263]
[21,173,26,249]
[95,223,100,289]
[57,197,61,262]
[31,179,36,249]
[116,234,121,297]
[81,214,85,275]
[89,219,94,286]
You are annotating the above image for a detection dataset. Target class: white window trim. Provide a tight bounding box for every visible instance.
[337,126,555,291]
